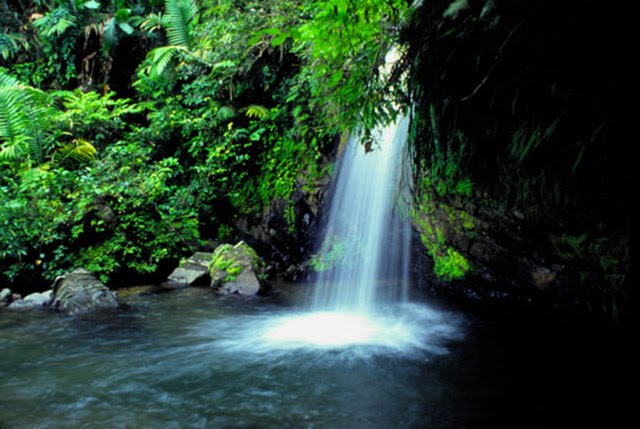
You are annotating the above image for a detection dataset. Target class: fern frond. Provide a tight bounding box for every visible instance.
[149,46,181,77]
[141,12,167,33]
[244,105,270,119]
[57,139,97,163]
[0,71,54,165]
[32,11,78,38]
[0,70,20,88]
[0,33,29,60]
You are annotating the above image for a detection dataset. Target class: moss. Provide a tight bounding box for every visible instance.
[210,243,240,283]
[459,210,475,230]
[433,247,470,281]
[209,241,265,285]
[413,200,472,282]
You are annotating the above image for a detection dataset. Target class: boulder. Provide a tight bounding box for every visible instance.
[7,290,52,310]
[210,241,268,296]
[161,252,213,289]
[51,268,121,315]
[0,288,12,302]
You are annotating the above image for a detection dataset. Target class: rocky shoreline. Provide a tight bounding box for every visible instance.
[1,241,267,315]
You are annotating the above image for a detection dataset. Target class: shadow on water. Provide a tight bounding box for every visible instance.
[1,286,634,428]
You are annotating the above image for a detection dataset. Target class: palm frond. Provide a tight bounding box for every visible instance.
[148,45,181,77]
[165,0,197,48]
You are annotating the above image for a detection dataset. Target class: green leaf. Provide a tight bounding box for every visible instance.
[244,105,269,119]
[83,1,100,9]
[118,22,135,35]
[115,8,131,21]
[443,0,469,19]
[103,18,118,52]
[271,33,288,47]
[57,139,97,163]
[216,106,236,121]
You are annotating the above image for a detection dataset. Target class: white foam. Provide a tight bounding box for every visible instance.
[197,304,464,359]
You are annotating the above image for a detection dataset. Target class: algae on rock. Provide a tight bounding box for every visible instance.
[209,242,268,296]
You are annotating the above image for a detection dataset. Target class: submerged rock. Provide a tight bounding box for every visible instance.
[51,268,122,315]
[7,290,52,310]
[161,252,213,289]
[210,241,268,296]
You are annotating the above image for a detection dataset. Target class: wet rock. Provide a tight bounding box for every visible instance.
[413,198,565,305]
[117,285,156,300]
[7,290,52,310]
[161,252,213,289]
[235,172,329,280]
[0,288,11,302]
[531,267,558,291]
[51,268,122,315]
[210,241,268,296]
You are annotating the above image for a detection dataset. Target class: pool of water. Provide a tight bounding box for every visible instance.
[0,286,631,428]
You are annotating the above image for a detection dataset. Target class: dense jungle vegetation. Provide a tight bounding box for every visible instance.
[0,0,630,319]
[0,0,411,289]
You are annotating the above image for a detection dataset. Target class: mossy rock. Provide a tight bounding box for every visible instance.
[209,241,268,296]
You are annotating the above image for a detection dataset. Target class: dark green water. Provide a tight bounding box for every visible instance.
[0,286,631,428]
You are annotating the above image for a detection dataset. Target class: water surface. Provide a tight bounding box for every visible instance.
[0,286,630,428]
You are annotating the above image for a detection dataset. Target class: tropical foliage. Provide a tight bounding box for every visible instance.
[0,0,406,289]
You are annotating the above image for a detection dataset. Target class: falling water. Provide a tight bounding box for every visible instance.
[311,115,412,314]
[253,48,460,351]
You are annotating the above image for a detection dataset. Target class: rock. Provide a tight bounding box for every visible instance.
[161,252,213,289]
[51,268,122,315]
[531,267,557,291]
[117,285,156,300]
[210,241,268,296]
[7,290,52,310]
[0,288,12,302]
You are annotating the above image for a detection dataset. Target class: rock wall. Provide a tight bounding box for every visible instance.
[406,0,630,319]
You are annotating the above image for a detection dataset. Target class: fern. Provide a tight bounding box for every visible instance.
[0,71,54,165]
[216,105,236,121]
[140,13,168,33]
[145,0,199,78]
[244,105,270,119]
[0,33,29,60]
[57,139,97,163]
[32,8,78,38]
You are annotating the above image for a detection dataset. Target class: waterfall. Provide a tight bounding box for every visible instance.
[253,47,461,352]
[311,115,412,314]
[256,109,461,352]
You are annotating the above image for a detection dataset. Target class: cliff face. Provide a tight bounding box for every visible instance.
[406,0,630,319]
